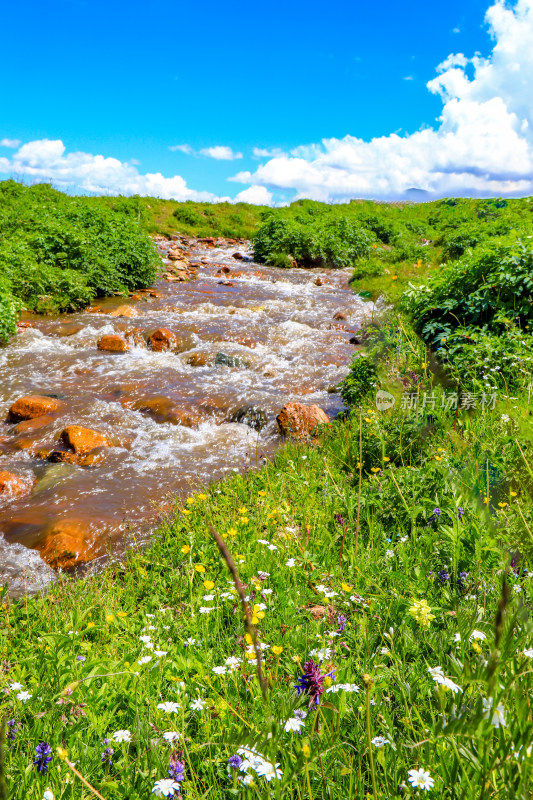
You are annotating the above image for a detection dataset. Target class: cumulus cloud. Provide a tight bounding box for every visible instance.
[233,0,533,201]
[198,145,243,160]
[0,139,228,201]
[0,138,21,148]
[232,185,273,204]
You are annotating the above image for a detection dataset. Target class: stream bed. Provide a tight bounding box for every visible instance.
[0,237,377,594]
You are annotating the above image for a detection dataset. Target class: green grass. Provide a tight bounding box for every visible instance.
[3,317,533,799]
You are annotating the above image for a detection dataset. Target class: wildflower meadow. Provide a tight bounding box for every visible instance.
[2,314,533,799]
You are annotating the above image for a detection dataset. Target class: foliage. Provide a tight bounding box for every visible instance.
[340,353,379,406]
[252,211,373,268]
[0,181,159,337]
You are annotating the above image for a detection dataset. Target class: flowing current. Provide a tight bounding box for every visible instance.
[0,237,377,594]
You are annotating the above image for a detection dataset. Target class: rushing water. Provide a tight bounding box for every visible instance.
[0,237,378,593]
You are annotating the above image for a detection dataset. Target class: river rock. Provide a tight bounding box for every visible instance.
[6,395,64,423]
[276,403,329,438]
[333,311,347,321]
[230,406,268,431]
[149,328,180,352]
[60,426,109,454]
[109,305,138,318]
[133,396,203,427]
[97,334,129,352]
[0,470,34,499]
[15,414,56,433]
[186,352,209,367]
[36,519,100,569]
[215,352,246,368]
[46,450,105,467]
[232,252,244,260]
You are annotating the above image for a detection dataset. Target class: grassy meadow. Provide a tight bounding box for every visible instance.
[1,186,533,798]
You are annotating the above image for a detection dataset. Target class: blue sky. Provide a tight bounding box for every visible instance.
[1,0,532,202]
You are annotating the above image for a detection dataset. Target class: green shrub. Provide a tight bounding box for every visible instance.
[0,180,159,331]
[340,354,379,406]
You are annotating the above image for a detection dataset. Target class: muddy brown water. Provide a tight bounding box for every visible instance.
[0,238,379,595]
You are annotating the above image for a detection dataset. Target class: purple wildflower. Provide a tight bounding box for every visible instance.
[337,614,347,632]
[76,655,86,662]
[101,746,114,767]
[168,754,185,783]
[6,719,18,742]
[335,514,345,527]
[295,660,335,707]
[294,709,307,720]
[427,507,441,526]
[437,569,450,585]
[33,742,53,773]
[228,754,243,769]
[458,507,465,520]
[457,572,468,593]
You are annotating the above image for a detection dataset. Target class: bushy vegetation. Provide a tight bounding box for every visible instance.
[0,181,159,340]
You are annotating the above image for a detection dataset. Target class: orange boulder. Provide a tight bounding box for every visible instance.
[6,395,63,423]
[149,328,180,352]
[0,470,34,499]
[60,426,109,454]
[276,403,329,438]
[35,519,100,569]
[15,414,56,433]
[97,334,129,352]
[109,305,138,318]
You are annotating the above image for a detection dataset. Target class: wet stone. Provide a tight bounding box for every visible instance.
[6,396,64,423]
[229,406,268,431]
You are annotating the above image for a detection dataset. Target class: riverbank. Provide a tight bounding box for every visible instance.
[3,308,533,799]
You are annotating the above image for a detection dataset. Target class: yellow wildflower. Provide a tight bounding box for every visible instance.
[186,497,195,505]
[239,517,249,525]
[227,528,238,537]
[238,506,247,514]
[472,641,482,655]
[258,490,266,497]
[245,633,253,644]
[364,418,372,423]
[252,616,259,624]
[383,456,390,462]
[510,491,517,497]
[409,599,435,630]
[203,580,215,590]
[180,545,190,554]
[86,622,95,629]
[197,493,207,500]
[183,509,192,515]
[117,611,127,618]
[498,502,507,508]
[194,564,206,573]
[105,614,115,623]
[341,583,353,592]
[302,744,311,759]
[371,467,380,473]
[272,646,283,656]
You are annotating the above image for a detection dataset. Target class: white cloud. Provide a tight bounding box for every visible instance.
[199,145,243,160]
[232,0,533,201]
[169,144,193,154]
[232,185,273,204]
[0,139,229,201]
[0,138,21,148]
